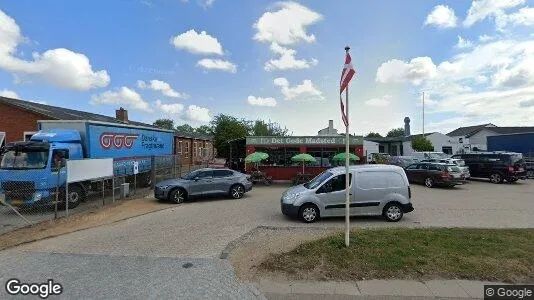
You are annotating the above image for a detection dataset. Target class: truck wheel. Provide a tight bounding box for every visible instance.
[59,185,84,209]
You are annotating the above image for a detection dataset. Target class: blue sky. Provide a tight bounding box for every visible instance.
[1,0,533,135]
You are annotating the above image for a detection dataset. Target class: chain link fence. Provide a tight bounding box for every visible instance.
[0,155,209,235]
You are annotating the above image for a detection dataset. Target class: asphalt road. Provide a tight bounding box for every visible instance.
[0,179,533,299]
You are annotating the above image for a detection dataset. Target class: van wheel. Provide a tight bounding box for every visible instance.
[299,204,319,223]
[383,203,403,222]
[424,177,434,188]
[490,173,503,184]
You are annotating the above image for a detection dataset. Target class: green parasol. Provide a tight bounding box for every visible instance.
[291,153,316,173]
[333,152,360,162]
[245,151,269,163]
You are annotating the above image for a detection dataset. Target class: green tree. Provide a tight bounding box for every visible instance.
[366,132,382,138]
[250,120,288,136]
[386,128,405,137]
[175,124,195,134]
[195,125,213,136]
[412,136,434,151]
[210,114,251,158]
[153,119,175,130]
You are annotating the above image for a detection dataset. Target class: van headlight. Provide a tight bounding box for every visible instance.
[283,192,300,201]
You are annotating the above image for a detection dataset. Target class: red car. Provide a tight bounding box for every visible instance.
[404,162,464,188]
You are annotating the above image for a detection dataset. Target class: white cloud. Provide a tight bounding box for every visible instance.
[478,34,495,42]
[155,99,184,115]
[198,0,215,7]
[247,95,277,107]
[0,89,19,98]
[497,6,534,28]
[0,10,110,91]
[376,57,437,85]
[364,95,392,107]
[273,77,324,101]
[170,29,223,55]
[424,5,458,28]
[137,79,186,98]
[196,58,237,73]
[90,87,152,112]
[186,105,211,122]
[253,1,323,45]
[264,43,318,71]
[456,35,473,49]
[519,98,534,107]
[463,0,525,27]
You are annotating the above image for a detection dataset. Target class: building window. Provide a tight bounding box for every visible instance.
[193,142,197,157]
[442,146,453,154]
[23,131,37,141]
[184,142,189,158]
[459,137,463,144]
[178,141,183,155]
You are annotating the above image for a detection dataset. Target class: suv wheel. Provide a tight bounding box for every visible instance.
[299,204,319,223]
[169,188,186,204]
[383,203,403,222]
[229,184,245,199]
[490,173,503,184]
[424,177,434,188]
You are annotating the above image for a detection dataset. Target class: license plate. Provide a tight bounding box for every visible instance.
[11,199,23,206]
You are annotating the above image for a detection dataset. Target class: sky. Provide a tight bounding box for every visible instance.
[1,0,534,136]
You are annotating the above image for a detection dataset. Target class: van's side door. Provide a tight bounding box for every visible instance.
[315,173,352,217]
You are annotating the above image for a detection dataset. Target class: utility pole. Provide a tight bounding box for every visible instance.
[422,92,425,136]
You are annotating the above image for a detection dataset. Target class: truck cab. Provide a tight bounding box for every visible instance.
[0,129,84,207]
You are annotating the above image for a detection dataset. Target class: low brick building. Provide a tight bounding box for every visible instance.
[174,133,215,166]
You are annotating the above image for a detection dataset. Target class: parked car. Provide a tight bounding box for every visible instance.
[525,159,534,179]
[154,168,253,203]
[412,151,450,161]
[280,165,413,223]
[421,158,470,179]
[451,152,527,183]
[367,153,391,164]
[404,162,465,188]
[390,156,419,168]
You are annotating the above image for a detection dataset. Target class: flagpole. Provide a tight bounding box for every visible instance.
[344,46,351,247]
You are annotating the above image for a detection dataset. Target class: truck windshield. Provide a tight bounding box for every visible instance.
[0,149,49,170]
[304,171,333,189]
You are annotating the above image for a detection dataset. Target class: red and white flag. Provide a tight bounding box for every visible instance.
[340,51,356,127]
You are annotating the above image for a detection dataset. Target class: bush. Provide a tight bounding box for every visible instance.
[412,136,434,152]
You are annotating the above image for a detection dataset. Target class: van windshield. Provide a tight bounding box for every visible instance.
[304,171,332,189]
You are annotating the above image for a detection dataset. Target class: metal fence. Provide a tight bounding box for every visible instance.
[0,155,207,235]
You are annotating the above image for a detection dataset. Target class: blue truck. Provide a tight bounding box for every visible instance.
[0,120,174,208]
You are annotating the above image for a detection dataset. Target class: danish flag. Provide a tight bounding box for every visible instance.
[340,50,356,127]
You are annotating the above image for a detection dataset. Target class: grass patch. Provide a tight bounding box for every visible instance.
[260,228,534,283]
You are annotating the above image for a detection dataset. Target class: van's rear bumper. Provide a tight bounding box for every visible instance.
[401,203,414,213]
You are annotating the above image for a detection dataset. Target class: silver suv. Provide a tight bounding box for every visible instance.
[281,165,413,223]
[155,168,253,203]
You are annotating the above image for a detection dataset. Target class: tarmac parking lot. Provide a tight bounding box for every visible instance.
[10,178,534,260]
